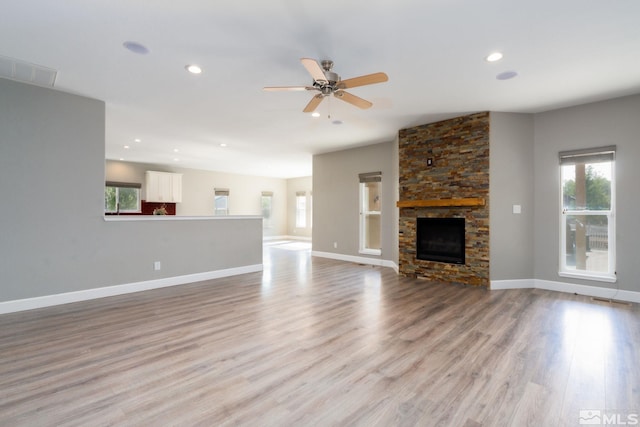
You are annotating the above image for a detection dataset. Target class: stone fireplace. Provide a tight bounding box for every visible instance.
[397,112,490,287]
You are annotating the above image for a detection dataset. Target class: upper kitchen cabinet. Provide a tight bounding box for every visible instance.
[145,171,182,203]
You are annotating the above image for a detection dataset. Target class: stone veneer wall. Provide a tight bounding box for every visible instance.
[398,112,490,287]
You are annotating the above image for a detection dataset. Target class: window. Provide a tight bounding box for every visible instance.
[559,146,615,282]
[359,172,382,255]
[214,188,229,215]
[261,191,273,228]
[105,182,141,213]
[295,191,306,228]
[309,191,313,229]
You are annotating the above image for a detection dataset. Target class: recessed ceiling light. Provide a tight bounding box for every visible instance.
[185,64,202,74]
[173,148,179,153]
[134,138,141,143]
[124,145,130,149]
[123,41,150,55]
[486,52,503,62]
[173,158,180,162]
[119,158,124,161]
[311,112,320,118]
[220,143,227,147]
[496,71,518,80]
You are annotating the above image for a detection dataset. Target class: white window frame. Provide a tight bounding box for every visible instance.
[105,182,141,213]
[359,172,382,256]
[308,191,313,229]
[214,188,229,216]
[559,146,616,282]
[261,191,273,228]
[295,192,306,228]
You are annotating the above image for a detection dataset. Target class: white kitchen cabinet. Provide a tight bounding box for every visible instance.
[145,171,182,203]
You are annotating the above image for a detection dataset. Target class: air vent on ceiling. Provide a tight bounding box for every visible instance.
[0,55,57,87]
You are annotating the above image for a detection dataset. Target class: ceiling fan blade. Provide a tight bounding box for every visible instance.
[303,94,325,113]
[301,58,327,84]
[334,91,373,109]
[263,86,314,91]
[337,72,388,89]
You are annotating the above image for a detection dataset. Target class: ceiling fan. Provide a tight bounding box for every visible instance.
[264,58,388,113]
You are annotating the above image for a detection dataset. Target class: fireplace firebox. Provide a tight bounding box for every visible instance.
[416,217,465,264]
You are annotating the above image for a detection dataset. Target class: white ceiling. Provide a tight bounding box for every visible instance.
[2,0,639,178]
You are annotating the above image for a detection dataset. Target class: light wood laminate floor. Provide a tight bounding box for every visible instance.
[1,243,639,426]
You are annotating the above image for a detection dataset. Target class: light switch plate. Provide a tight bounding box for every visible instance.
[512,204,521,214]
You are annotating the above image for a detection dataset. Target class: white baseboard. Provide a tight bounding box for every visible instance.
[263,235,311,242]
[9,266,634,316]
[0,264,263,315]
[312,251,398,272]
[491,278,640,304]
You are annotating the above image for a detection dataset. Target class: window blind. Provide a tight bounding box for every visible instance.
[559,146,616,165]
[214,188,230,196]
[105,181,141,189]
[359,171,382,183]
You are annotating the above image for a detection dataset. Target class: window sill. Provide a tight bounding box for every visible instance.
[558,271,617,283]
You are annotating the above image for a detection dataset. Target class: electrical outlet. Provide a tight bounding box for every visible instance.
[154,261,161,271]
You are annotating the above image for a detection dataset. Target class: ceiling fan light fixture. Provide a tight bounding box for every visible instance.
[185,64,202,74]
[265,58,388,113]
[311,112,320,118]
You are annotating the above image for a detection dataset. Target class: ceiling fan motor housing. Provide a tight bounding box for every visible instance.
[319,59,339,87]
[323,71,339,85]
[314,70,340,94]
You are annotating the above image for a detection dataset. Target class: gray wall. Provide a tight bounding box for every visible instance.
[533,94,640,292]
[391,136,399,265]
[0,78,262,303]
[313,141,398,265]
[490,112,535,280]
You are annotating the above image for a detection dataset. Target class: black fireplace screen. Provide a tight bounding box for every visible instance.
[416,217,465,264]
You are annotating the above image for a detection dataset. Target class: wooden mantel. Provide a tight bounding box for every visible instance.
[396,198,486,208]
